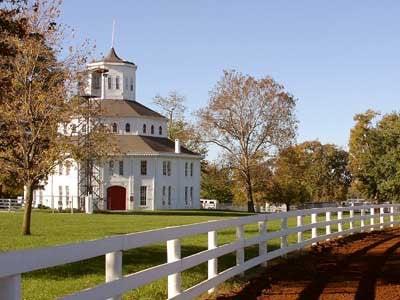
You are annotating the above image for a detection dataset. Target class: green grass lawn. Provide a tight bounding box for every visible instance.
[0,209,393,299]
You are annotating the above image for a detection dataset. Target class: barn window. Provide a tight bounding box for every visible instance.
[141,160,147,175]
[151,125,154,134]
[125,123,130,133]
[142,124,147,134]
[115,76,120,89]
[119,160,124,176]
[159,126,162,135]
[168,186,172,205]
[112,123,118,133]
[140,186,147,206]
[108,76,112,89]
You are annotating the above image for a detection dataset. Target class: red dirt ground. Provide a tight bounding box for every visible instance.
[215,228,400,300]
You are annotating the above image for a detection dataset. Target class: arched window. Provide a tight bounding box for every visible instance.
[112,123,118,133]
[115,76,120,90]
[159,126,162,135]
[151,125,154,134]
[125,123,130,133]
[142,124,147,134]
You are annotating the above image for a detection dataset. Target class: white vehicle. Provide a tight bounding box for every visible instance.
[200,199,218,210]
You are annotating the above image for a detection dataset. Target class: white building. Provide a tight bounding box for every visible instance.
[33,48,202,211]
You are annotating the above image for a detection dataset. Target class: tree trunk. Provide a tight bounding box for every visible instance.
[22,182,33,235]
[245,174,255,213]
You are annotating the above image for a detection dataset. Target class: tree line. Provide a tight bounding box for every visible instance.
[155,85,400,211]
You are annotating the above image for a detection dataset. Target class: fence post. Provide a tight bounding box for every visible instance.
[105,251,122,300]
[258,221,267,267]
[167,239,181,298]
[297,215,303,244]
[0,274,21,300]
[8,199,11,212]
[208,231,217,294]
[236,225,245,276]
[325,211,331,240]
[337,211,343,237]
[360,208,365,232]
[280,216,288,257]
[379,207,385,229]
[390,206,394,228]
[370,207,375,231]
[311,212,317,245]
[349,205,354,232]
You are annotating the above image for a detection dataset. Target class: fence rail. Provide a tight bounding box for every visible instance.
[0,199,22,211]
[0,204,399,300]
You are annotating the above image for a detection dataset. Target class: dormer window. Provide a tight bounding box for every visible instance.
[108,76,112,89]
[125,123,130,133]
[159,126,162,135]
[112,123,118,133]
[115,76,120,90]
[142,124,147,134]
[151,125,154,134]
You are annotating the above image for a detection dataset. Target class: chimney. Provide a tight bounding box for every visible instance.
[175,139,181,154]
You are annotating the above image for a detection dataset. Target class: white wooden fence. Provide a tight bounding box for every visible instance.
[0,204,399,300]
[0,198,22,211]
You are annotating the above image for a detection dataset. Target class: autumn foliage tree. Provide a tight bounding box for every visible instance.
[266,141,351,209]
[0,0,106,235]
[198,70,297,212]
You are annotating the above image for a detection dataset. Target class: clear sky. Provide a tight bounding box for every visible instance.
[61,0,399,155]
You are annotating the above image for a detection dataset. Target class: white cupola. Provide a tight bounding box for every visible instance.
[86,47,137,101]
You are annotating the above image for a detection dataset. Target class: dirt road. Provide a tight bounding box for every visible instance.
[216,228,400,300]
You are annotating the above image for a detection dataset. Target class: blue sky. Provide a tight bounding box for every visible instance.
[61,1,399,156]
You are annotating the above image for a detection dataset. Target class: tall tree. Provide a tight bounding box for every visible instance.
[265,146,310,210]
[198,70,297,212]
[349,110,400,202]
[0,0,106,235]
[266,141,351,208]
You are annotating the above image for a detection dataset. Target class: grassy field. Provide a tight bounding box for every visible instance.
[0,209,389,299]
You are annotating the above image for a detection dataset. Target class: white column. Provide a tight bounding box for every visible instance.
[360,208,365,232]
[236,225,245,276]
[280,216,288,256]
[0,274,21,300]
[325,211,331,239]
[297,215,303,244]
[105,251,122,300]
[379,207,385,229]
[207,231,217,294]
[258,221,267,267]
[370,207,375,231]
[337,211,343,237]
[311,213,317,244]
[167,239,181,299]
[390,206,394,227]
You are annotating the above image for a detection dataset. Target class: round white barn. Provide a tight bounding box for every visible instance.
[33,48,202,211]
